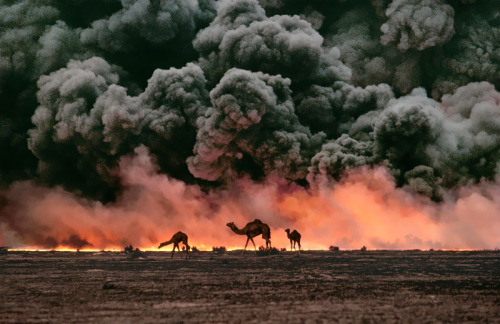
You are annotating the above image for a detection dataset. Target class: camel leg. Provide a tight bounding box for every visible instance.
[290,240,293,251]
[184,240,190,259]
[249,237,257,254]
[177,245,183,259]
[171,243,177,258]
[184,239,190,259]
[298,239,301,253]
[242,237,250,255]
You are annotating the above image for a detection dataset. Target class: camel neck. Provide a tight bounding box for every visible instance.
[230,226,246,235]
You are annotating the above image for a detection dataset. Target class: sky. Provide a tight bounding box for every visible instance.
[0,0,499,250]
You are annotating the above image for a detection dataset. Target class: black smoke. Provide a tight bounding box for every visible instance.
[0,0,499,204]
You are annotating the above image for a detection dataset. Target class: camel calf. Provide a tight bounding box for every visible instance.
[285,229,301,253]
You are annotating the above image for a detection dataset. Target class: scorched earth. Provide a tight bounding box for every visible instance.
[1,250,499,323]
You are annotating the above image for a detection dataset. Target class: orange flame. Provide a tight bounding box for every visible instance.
[1,147,500,251]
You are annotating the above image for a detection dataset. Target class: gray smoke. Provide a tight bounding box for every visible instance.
[187,68,325,181]
[380,0,455,52]
[432,7,500,98]
[80,0,215,52]
[0,0,499,206]
[28,57,209,198]
[194,0,350,85]
[295,81,394,139]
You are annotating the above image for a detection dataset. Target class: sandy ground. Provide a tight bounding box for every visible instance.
[0,250,499,323]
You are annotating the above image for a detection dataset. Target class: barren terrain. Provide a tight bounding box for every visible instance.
[1,250,499,323]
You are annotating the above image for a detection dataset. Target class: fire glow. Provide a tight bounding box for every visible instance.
[1,147,500,251]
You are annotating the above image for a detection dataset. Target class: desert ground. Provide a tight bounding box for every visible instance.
[1,250,499,323]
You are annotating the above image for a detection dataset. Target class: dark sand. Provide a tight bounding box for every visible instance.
[1,250,499,323]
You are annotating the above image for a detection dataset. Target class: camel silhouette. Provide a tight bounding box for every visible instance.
[226,219,271,254]
[158,231,190,259]
[285,229,301,253]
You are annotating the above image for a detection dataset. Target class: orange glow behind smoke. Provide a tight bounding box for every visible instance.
[1,147,500,251]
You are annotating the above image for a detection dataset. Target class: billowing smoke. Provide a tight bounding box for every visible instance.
[380,0,455,52]
[193,0,350,86]
[187,68,325,182]
[1,0,499,249]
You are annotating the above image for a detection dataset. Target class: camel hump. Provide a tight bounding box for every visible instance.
[253,219,263,224]
[173,231,188,240]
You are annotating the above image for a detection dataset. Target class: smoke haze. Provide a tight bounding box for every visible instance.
[1,0,499,250]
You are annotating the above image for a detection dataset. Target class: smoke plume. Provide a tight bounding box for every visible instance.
[1,0,499,249]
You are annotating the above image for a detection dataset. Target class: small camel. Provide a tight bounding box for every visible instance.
[226,219,271,254]
[158,231,190,259]
[285,229,301,253]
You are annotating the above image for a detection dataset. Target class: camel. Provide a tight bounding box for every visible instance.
[226,219,271,254]
[158,231,190,259]
[285,229,301,253]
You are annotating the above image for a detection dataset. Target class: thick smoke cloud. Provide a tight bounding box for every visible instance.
[380,0,455,52]
[79,0,217,82]
[187,68,324,181]
[1,0,500,249]
[371,82,500,200]
[194,0,350,85]
[28,58,209,198]
[325,8,424,94]
[295,81,394,138]
[0,1,67,184]
[432,6,500,98]
[80,0,215,52]
[307,134,374,186]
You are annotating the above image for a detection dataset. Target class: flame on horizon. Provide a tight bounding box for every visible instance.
[1,147,499,251]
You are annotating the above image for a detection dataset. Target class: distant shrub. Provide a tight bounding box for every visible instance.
[191,246,199,252]
[257,247,279,256]
[329,246,339,251]
[361,245,367,252]
[129,248,147,259]
[212,246,226,253]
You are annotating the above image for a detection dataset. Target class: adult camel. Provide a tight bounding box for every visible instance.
[158,231,190,259]
[226,219,271,254]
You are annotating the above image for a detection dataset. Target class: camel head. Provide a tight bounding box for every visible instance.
[226,222,235,229]
[285,228,290,234]
[158,241,170,249]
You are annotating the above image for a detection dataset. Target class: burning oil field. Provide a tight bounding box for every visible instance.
[0,0,500,321]
[1,0,500,252]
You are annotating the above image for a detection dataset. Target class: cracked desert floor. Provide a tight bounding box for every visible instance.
[1,250,499,323]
